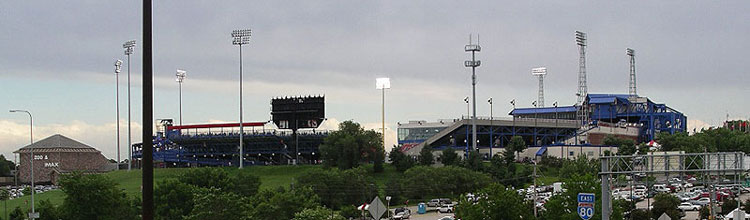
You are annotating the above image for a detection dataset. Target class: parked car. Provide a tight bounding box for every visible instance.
[438,204,454,213]
[393,208,411,220]
[437,216,455,220]
[678,202,701,211]
[427,199,440,207]
[653,184,670,193]
[439,198,453,206]
[692,197,711,206]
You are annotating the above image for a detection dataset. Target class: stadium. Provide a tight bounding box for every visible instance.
[132,96,328,167]
[398,93,687,160]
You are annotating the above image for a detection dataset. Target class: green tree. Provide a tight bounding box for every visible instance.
[295,167,377,209]
[0,189,9,220]
[455,183,534,220]
[292,206,345,220]
[722,199,740,216]
[388,147,414,172]
[58,172,138,220]
[179,167,233,190]
[462,150,483,171]
[246,187,321,220]
[419,146,434,166]
[440,147,459,166]
[559,155,600,178]
[399,166,491,200]
[651,193,680,220]
[232,172,261,197]
[319,121,384,170]
[186,188,248,220]
[37,199,60,220]
[0,155,14,177]
[507,136,527,161]
[603,135,636,155]
[155,179,196,220]
[541,174,623,220]
[9,206,23,220]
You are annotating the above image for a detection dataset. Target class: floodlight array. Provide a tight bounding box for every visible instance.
[176,69,186,83]
[123,40,136,55]
[575,31,586,46]
[232,29,252,45]
[626,48,635,56]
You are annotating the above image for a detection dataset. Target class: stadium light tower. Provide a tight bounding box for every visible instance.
[464,34,481,152]
[627,48,637,97]
[575,31,588,125]
[9,110,35,218]
[176,69,187,126]
[532,67,547,107]
[232,29,251,168]
[114,60,123,170]
[122,39,136,171]
[376,78,391,151]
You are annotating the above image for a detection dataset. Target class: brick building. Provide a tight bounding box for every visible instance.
[14,134,112,184]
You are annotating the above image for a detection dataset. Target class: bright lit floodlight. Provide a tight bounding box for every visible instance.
[232,29,251,45]
[123,40,136,55]
[176,69,187,82]
[376,78,391,89]
[532,67,547,75]
[115,60,123,74]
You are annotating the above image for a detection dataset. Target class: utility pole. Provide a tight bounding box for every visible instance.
[533,159,538,218]
[488,97,493,156]
[464,34,481,152]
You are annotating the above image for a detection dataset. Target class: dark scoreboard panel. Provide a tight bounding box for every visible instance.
[271,96,325,130]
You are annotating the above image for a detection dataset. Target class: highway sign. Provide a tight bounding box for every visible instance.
[369,196,386,219]
[577,193,595,220]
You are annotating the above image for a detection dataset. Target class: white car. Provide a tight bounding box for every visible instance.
[692,198,711,206]
[678,202,701,211]
[438,204,454,213]
[437,216,455,220]
[393,208,411,220]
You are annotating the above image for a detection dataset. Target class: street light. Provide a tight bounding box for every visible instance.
[232,29,251,168]
[9,110,35,219]
[122,39,136,171]
[114,60,122,169]
[376,78,391,152]
[176,69,187,126]
[532,101,538,146]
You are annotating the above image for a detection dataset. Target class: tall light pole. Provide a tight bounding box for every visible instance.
[115,60,123,170]
[376,78,391,152]
[9,110,34,218]
[532,67,547,107]
[488,97,493,157]
[232,29,251,168]
[510,99,516,136]
[464,35,481,152]
[176,69,186,126]
[123,40,136,171]
[464,97,470,155]
[533,101,538,146]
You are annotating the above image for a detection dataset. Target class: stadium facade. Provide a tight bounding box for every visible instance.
[398,94,686,160]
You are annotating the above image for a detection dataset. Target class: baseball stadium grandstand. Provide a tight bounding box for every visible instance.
[399,94,686,159]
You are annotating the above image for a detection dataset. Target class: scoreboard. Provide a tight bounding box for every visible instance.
[271,96,325,130]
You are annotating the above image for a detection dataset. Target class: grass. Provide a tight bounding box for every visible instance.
[0,190,65,219]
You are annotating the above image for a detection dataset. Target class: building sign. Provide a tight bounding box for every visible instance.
[44,162,59,168]
[33,155,49,160]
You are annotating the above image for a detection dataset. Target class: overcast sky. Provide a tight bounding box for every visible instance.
[1,1,749,160]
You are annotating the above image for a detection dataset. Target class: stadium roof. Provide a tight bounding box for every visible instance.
[509,106,578,115]
[14,134,100,153]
